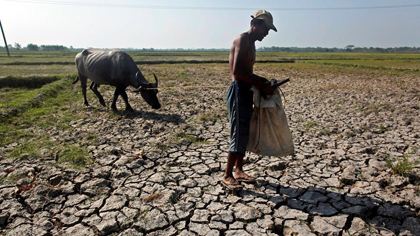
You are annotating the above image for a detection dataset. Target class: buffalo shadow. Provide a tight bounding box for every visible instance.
[124,110,185,124]
[90,106,185,125]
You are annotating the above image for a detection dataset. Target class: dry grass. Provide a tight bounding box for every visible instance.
[142,193,163,202]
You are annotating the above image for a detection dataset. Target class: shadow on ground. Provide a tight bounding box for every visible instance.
[241,181,419,235]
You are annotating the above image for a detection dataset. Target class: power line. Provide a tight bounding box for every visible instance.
[4,0,420,11]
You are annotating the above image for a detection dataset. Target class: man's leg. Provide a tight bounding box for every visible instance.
[223,152,241,186]
[223,82,242,188]
[234,153,255,182]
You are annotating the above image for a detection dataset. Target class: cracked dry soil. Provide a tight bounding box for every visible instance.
[0,63,419,236]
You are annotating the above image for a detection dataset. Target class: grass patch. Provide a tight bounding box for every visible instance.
[176,71,186,77]
[56,145,92,169]
[176,132,207,145]
[152,142,169,152]
[0,173,25,185]
[0,75,63,88]
[385,153,419,176]
[199,113,218,122]
[0,80,83,146]
[360,102,395,115]
[0,87,33,104]
[166,130,208,146]
[0,74,92,170]
[379,125,388,133]
[319,128,332,136]
[308,59,420,71]
[303,121,317,130]
[0,76,75,122]
[8,140,53,159]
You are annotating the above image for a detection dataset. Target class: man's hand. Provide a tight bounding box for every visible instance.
[260,81,275,98]
[260,78,290,98]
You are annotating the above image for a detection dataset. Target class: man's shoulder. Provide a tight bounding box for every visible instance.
[234,33,250,45]
[237,32,250,40]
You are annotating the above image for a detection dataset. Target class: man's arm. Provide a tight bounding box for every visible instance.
[231,35,274,94]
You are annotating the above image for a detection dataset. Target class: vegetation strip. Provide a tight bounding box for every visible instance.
[0,59,295,66]
[0,76,74,122]
[0,75,62,88]
[0,61,74,65]
[303,61,420,72]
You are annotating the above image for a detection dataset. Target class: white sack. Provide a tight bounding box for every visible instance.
[247,87,295,157]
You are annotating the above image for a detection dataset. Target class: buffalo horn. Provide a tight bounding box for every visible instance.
[153,73,158,87]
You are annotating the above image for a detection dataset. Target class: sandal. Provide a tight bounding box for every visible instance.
[234,173,256,183]
[221,178,243,190]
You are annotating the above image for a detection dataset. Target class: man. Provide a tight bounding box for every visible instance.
[222,10,277,190]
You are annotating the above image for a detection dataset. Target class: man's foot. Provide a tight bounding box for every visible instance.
[234,171,256,183]
[221,176,243,190]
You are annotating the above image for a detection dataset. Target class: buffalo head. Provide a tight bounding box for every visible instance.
[134,73,161,110]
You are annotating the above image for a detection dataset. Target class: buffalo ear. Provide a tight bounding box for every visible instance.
[136,71,148,87]
[132,88,141,93]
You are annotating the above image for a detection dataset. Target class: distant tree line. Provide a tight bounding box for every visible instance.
[0,43,75,51]
[1,43,419,53]
[257,46,420,53]
[117,48,229,52]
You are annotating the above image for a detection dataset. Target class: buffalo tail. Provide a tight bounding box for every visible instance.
[72,76,79,84]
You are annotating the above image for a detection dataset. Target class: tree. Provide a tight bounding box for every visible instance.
[27,43,39,51]
[14,42,21,50]
[345,45,354,51]
[40,45,68,51]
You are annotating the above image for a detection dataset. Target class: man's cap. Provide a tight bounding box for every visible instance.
[251,10,277,32]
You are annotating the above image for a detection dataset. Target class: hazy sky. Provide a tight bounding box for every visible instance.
[1,0,419,49]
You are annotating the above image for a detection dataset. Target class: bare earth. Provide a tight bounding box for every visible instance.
[0,64,419,235]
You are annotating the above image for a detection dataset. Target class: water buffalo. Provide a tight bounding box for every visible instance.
[74,49,161,112]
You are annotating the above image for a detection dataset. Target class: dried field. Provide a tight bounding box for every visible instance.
[0,51,419,235]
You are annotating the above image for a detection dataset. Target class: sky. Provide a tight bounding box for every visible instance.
[1,0,420,49]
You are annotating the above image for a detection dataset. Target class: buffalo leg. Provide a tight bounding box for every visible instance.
[119,86,134,112]
[90,82,106,107]
[79,75,89,106]
[111,87,120,111]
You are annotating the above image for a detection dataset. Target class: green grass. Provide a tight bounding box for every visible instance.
[176,132,207,145]
[0,87,33,104]
[0,75,93,169]
[3,50,419,67]
[165,130,208,146]
[258,60,419,78]
[303,121,317,130]
[0,75,64,88]
[0,172,25,185]
[360,102,395,115]
[385,153,419,176]
[199,112,219,122]
[319,128,332,136]
[0,76,75,122]
[57,145,92,169]
[308,59,420,71]
[8,140,53,159]
[0,65,77,77]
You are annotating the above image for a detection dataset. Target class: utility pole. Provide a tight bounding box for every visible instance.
[0,20,10,57]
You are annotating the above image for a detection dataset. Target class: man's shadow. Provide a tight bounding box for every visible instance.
[241,181,418,235]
